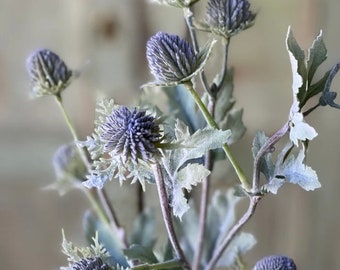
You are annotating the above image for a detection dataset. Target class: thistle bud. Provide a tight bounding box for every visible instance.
[71,257,112,270]
[99,106,162,163]
[146,32,215,86]
[26,49,73,97]
[253,255,297,270]
[206,0,256,38]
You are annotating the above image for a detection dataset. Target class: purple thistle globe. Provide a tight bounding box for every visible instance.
[206,0,256,38]
[146,32,198,84]
[26,49,73,97]
[99,106,162,163]
[253,255,297,270]
[71,257,112,270]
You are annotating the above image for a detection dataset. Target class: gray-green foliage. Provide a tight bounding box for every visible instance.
[161,120,231,218]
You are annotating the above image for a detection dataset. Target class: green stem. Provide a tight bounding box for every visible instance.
[183,82,250,191]
[55,95,90,167]
[132,259,183,270]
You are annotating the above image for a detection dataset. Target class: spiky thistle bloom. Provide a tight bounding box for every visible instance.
[253,255,297,270]
[206,0,256,38]
[26,49,73,97]
[71,257,112,270]
[146,32,215,86]
[99,106,162,163]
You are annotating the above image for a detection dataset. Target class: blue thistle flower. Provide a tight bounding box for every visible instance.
[71,257,112,270]
[206,0,256,38]
[26,49,73,97]
[253,255,297,270]
[146,32,215,86]
[99,106,162,163]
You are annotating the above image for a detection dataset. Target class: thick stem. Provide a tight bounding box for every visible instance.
[183,82,250,191]
[151,163,190,269]
[205,196,261,270]
[192,96,215,270]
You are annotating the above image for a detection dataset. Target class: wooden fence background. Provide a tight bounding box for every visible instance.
[1,0,340,269]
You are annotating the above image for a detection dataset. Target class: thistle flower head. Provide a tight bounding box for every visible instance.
[99,106,162,163]
[26,49,73,97]
[71,257,112,270]
[145,32,216,87]
[206,0,256,38]
[253,255,297,270]
[146,32,197,84]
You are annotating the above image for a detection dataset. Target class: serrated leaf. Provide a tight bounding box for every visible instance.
[263,176,285,194]
[286,26,306,107]
[273,149,320,192]
[129,209,156,248]
[168,120,231,173]
[172,163,210,219]
[162,121,231,218]
[123,244,159,264]
[289,112,318,146]
[307,30,327,86]
[281,150,320,191]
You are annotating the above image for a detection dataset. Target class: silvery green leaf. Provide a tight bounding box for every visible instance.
[282,150,320,191]
[286,26,306,108]
[307,30,327,86]
[289,112,317,146]
[172,163,210,219]
[167,120,231,173]
[263,176,285,194]
[161,121,231,218]
[217,232,257,268]
[273,149,320,192]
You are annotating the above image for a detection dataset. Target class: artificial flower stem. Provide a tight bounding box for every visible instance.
[192,96,215,270]
[55,95,90,167]
[151,162,190,270]
[183,82,250,191]
[54,95,125,245]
